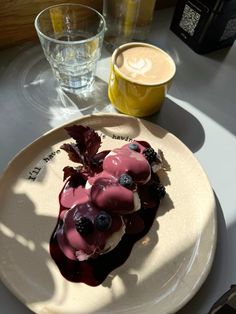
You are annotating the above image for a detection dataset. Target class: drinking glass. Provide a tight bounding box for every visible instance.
[35,3,105,93]
[103,0,157,52]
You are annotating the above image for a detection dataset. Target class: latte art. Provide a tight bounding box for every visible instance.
[124,57,154,79]
[115,45,175,85]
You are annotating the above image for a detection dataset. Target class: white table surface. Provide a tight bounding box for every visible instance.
[0,8,236,314]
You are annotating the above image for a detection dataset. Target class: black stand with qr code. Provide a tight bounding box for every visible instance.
[170,0,236,54]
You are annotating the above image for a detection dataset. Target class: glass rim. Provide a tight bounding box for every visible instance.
[34,3,106,45]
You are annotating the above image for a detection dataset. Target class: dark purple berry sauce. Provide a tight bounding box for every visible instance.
[49,174,161,287]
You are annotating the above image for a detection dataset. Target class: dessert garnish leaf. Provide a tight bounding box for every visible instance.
[62,166,86,186]
[61,125,101,167]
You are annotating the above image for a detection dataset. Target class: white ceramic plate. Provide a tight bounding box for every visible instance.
[0,113,216,314]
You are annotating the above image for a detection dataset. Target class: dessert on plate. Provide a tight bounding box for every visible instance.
[50,125,166,286]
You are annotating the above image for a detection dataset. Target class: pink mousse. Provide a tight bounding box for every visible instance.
[58,187,123,261]
[103,143,151,184]
[57,141,154,261]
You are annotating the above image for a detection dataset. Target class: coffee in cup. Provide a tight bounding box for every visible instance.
[108,42,176,117]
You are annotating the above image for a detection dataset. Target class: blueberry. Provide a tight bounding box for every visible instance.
[75,216,94,236]
[128,143,140,152]
[118,173,133,188]
[95,211,112,231]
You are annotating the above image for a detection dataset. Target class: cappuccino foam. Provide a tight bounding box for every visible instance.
[115,45,175,85]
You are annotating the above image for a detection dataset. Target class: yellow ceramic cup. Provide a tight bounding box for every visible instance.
[108,42,176,117]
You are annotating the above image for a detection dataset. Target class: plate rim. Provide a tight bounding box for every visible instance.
[0,112,217,314]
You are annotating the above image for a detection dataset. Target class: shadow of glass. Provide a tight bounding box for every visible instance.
[58,76,111,115]
[147,97,206,153]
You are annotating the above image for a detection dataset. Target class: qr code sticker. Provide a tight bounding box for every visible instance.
[220,17,236,41]
[179,4,201,36]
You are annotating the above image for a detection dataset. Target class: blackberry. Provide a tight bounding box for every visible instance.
[75,216,94,236]
[95,211,112,231]
[149,182,166,199]
[149,182,157,195]
[156,183,166,198]
[143,147,157,163]
[119,173,133,188]
[128,143,140,152]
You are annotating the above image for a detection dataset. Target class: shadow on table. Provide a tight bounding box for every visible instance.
[0,281,34,314]
[168,36,236,137]
[204,46,234,66]
[148,97,206,153]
